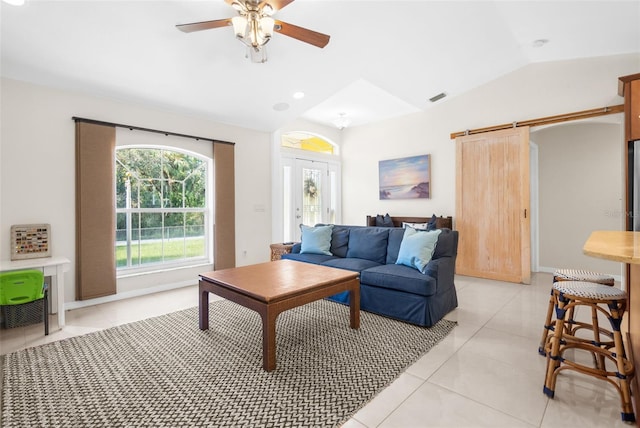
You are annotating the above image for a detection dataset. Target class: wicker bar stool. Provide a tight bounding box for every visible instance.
[538,269,615,356]
[543,281,635,423]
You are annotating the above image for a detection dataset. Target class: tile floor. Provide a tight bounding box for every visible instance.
[0,272,634,427]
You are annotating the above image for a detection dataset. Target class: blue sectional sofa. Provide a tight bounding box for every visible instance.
[282,224,459,327]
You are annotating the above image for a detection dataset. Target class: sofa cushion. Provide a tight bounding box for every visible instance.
[433,228,458,259]
[396,228,441,274]
[386,228,405,264]
[346,228,389,264]
[330,226,350,257]
[361,264,437,296]
[323,257,382,273]
[300,224,333,255]
[281,253,337,265]
[375,213,394,227]
[402,221,429,230]
[401,214,437,231]
[426,214,437,231]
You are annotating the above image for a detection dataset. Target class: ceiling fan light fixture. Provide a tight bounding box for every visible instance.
[231,16,248,38]
[232,9,273,53]
[333,113,351,130]
[260,17,275,39]
[231,1,245,12]
[262,4,274,16]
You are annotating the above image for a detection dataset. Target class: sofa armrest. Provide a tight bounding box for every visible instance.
[424,256,456,291]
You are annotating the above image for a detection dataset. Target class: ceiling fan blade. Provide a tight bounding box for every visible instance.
[176,18,232,33]
[274,19,330,48]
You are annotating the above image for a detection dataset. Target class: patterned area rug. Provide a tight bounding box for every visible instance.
[1,299,456,427]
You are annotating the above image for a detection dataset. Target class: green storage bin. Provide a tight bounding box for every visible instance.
[0,270,46,329]
[0,269,45,305]
[1,299,44,328]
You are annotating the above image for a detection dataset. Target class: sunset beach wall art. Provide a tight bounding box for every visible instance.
[379,154,431,200]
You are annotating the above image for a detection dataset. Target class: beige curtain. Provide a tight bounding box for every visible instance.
[75,119,236,300]
[213,142,236,269]
[75,121,117,299]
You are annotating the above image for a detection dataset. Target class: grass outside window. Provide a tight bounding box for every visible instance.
[116,238,205,267]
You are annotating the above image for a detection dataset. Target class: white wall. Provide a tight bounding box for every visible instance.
[1,78,272,304]
[340,53,639,275]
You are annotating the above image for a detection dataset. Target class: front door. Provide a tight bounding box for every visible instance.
[293,160,329,241]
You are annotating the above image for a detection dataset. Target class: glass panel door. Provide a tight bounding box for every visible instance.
[293,160,328,241]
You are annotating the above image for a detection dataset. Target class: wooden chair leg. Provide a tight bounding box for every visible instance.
[539,290,555,355]
[43,288,49,336]
[544,291,568,398]
[609,302,635,422]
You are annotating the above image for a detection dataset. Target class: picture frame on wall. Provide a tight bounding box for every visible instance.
[11,223,51,260]
[379,154,431,200]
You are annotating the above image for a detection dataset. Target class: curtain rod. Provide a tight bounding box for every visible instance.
[72,116,234,146]
[450,104,624,139]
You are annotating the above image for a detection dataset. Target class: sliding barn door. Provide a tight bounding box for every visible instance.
[455,127,531,284]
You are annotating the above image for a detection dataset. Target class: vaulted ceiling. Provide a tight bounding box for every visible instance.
[2,1,639,132]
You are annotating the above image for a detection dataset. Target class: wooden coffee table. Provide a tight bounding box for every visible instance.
[199,259,360,371]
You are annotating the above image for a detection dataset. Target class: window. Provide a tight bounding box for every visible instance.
[115,147,209,271]
[281,132,336,154]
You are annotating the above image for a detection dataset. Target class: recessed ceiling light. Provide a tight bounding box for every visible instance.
[273,102,289,111]
[293,92,305,100]
[532,39,549,48]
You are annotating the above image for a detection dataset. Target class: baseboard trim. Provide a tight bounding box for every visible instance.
[64,280,196,311]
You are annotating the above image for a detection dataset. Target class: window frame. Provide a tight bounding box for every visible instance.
[115,145,212,276]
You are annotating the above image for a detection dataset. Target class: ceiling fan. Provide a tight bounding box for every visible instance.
[176,0,330,63]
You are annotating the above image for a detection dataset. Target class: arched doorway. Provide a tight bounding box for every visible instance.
[531,119,624,279]
[275,131,341,243]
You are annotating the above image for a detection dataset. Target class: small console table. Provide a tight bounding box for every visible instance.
[270,243,295,261]
[0,256,71,328]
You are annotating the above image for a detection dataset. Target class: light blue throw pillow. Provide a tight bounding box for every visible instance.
[300,224,333,255]
[396,228,442,274]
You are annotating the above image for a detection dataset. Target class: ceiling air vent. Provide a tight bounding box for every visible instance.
[429,92,447,103]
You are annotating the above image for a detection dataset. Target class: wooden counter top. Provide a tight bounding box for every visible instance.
[583,230,640,264]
